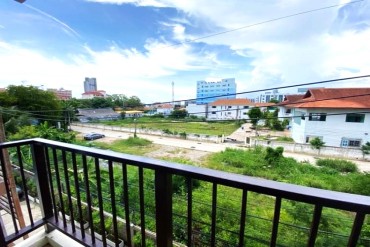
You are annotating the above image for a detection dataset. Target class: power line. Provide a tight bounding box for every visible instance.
[144,74,370,105]
[165,0,364,48]
[1,75,370,121]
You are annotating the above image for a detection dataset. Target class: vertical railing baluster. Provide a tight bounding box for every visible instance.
[0,147,19,232]
[238,189,248,247]
[72,153,85,238]
[307,204,322,246]
[270,197,282,247]
[155,170,173,247]
[347,211,366,247]
[94,157,107,246]
[44,147,58,223]
[138,167,146,247]
[52,149,66,226]
[31,143,54,221]
[108,161,119,247]
[62,150,75,232]
[187,177,193,247]
[210,183,217,247]
[82,155,95,243]
[16,146,34,225]
[122,164,132,247]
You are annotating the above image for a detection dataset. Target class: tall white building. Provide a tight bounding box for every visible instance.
[196,78,236,104]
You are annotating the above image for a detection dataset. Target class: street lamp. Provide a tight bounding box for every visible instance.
[134,118,137,138]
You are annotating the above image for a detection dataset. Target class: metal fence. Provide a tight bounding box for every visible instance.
[0,138,369,246]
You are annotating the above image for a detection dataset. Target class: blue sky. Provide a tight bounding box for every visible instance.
[0,0,369,103]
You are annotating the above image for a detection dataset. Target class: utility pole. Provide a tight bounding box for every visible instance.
[0,111,26,236]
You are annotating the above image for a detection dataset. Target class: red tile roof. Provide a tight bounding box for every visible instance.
[82,90,106,96]
[210,98,253,106]
[285,88,370,109]
[254,102,276,107]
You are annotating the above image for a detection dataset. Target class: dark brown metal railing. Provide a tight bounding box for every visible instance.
[0,138,369,247]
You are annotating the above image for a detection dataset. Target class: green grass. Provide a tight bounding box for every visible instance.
[100,117,239,136]
[205,147,368,196]
[92,137,158,156]
[316,158,359,173]
[275,136,294,142]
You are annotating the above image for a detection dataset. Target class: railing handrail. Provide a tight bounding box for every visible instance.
[1,138,370,213]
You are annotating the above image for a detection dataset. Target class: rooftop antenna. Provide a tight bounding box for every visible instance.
[172,81,174,106]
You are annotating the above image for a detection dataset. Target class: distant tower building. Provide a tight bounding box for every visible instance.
[196,78,236,104]
[84,77,97,93]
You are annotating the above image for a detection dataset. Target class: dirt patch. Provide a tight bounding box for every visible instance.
[146,145,210,164]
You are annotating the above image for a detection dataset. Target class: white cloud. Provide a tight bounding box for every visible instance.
[85,0,167,7]
[0,39,212,102]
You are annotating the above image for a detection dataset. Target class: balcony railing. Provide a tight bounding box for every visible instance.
[0,138,369,246]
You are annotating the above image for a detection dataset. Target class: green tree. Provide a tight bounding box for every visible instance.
[124,96,143,109]
[170,109,187,119]
[310,137,325,155]
[3,85,62,125]
[247,107,262,128]
[361,142,370,159]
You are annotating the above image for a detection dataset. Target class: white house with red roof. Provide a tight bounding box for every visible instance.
[284,88,370,147]
[207,98,255,120]
[81,90,107,99]
[155,103,173,116]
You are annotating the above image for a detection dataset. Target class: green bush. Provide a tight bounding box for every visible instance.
[124,137,152,146]
[316,159,359,173]
[265,146,284,165]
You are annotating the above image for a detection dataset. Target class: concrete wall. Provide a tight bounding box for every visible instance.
[251,139,368,160]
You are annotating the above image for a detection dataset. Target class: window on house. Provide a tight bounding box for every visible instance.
[228,112,231,115]
[341,138,361,147]
[243,106,249,109]
[243,112,247,115]
[212,106,216,108]
[301,114,305,120]
[308,113,326,121]
[228,106,232,108]
[346,113,365,123]
[212,112,216,114]
[286,109,291,114]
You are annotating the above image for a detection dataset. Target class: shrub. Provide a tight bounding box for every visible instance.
[124,137,152,146]
[179,132,187,139]
[265,146,284,165]
[316,159,358,173]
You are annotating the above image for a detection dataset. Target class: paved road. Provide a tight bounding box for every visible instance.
[72,125,237,153]
[72,125,370,172]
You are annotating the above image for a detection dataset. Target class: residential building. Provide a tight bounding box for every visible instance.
[81,90,106,99]
[84,77,97,93]
[285,88,370,147]
[47,88,72,100]
[196,78,236,104]
[155,103,173,116]
[124,110,144,118]
[76,107,120,122]
[186,103,207,118]
[207,98,253,120]
[255,89,285,103]
[277,94,304,120]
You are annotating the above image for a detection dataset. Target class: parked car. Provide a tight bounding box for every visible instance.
[83,133,105,140]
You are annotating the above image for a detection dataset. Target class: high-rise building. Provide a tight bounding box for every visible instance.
[84,77,97,93]
[196,78,236,104]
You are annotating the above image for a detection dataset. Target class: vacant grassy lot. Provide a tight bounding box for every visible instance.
[100,117,240,136]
